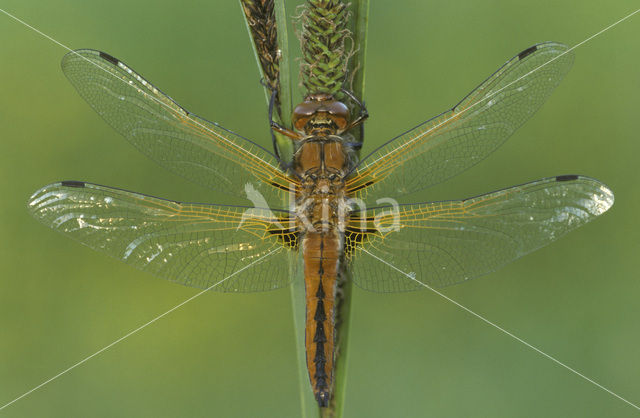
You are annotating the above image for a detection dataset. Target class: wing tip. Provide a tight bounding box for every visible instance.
[593,182,615,215]
[61,48,97,63]
[27,181,87,212]
[61,49,120,71]
[516,41,571,62]
[555,174,615,215]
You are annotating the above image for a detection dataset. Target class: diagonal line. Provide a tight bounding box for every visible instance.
[360,248,640,412]
[360,7,640,170]
[0,248,282,412]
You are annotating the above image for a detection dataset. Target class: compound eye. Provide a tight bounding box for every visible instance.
[292,101,319,131]
[325,101,350,130]
[326,101,349,117]
[293,101,317,117]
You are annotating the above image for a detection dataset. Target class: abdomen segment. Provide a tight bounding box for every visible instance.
[302,231,340,407]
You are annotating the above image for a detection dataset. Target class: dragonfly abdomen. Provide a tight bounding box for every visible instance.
[302,230,340,407]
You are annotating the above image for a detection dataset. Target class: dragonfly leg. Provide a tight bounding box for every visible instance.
[341,88,369,135]
[269,89,304,141]
[267,88,282,159]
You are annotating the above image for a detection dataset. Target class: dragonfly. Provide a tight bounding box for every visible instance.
[28,42,614,407]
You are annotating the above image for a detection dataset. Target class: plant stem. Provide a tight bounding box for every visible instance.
[241,1,369,415]
[332,3,369,417]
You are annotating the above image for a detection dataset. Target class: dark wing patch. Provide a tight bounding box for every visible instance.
[61,180,86,188]
[98,51,119,66]
[556,174,579,182]
[518,45,538,60]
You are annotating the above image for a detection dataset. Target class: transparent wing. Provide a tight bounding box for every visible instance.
[28,181,298,292]
[62,50,296,208]
[347,42,574,201]
[347,176,613,292]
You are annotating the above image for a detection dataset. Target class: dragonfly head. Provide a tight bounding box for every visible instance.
[292,93,350,136]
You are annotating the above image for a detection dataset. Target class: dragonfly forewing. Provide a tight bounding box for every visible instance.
[62,50,296,209]
[348,42,574,203]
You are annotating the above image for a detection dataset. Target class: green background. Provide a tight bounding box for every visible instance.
[1,1,639,417]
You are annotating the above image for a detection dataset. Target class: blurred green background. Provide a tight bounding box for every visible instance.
[1,1,639,417]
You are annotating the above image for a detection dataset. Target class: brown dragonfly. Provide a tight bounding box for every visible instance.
[28,42,613,407]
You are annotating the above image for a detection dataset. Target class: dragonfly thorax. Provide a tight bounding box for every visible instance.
[295,195,349,233]
[300,167,343,195]
[296,171,349,233]
[293,137,350,234]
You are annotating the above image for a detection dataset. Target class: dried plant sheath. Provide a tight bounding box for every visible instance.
[240,0,282,112]
[241,0,294,164]
[241,0,280,91]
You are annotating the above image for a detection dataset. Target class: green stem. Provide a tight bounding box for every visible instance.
[333,2,368,417]
[272,0,294,161]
